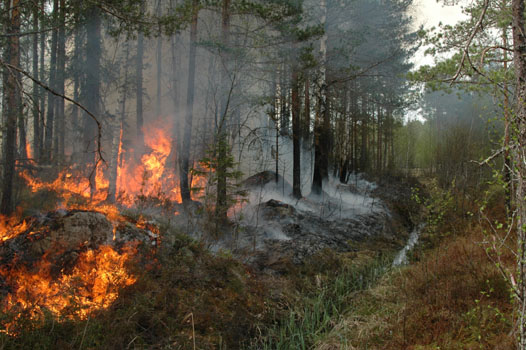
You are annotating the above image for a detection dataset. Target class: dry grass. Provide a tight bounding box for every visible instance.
[316,197,514,350]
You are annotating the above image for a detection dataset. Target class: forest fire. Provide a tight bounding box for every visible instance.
[0,121,210,333]
[20,120,207,210]
[0,209,151,334]
[1,243,138,333]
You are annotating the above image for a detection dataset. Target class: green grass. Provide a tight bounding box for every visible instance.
[247,253,393,350]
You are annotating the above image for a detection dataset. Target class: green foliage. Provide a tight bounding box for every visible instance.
[192,134,247,230]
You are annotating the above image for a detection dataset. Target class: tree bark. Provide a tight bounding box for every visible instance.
[512,1,526,348]
[1,0,21,214]
[54,0,66,161]
[32,2,39,160]
[292,64,302,199]
[84,5,101,169]
[43,0,59,163]
[179,0,199,204]
[136,4,145,152]
[215,0,231,221]
[312,0,328,195]
[156,0,163,117]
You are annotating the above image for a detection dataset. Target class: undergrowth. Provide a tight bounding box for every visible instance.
[246,252,394,350]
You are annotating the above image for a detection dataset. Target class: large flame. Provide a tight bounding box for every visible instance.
[1,243,138,333]
[6,118,212,331]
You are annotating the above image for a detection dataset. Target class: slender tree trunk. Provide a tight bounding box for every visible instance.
[108,43,130,202]
[292,64,302,199]
[1,0,21,215]
[32,3,39,160]
[180,0,199,204]
[303,73,310,140]
[38,0,45,156]
[312,0,328,195]
[44,0,59,163]
[512,1,526,348]
[156,0,163,116]
[215,0,231,221]
[502,26,512,213]
[84,6,101,169]
[136,6,145,152]
[54,0,66,161]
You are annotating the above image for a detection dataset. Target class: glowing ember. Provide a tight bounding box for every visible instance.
[25,143,33,159]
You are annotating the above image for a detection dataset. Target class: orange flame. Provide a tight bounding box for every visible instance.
[1,243,138,333]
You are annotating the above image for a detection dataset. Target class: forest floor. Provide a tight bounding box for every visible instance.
[0,174,514,349]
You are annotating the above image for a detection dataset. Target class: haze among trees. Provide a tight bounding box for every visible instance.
[2,0,526,348]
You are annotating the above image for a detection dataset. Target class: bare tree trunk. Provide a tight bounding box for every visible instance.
[303,73,310,140]
[312,0,327,195]
[1,0,21,215]
[38,0,45,156]
[43,0,59,163]
[136,6,145,152]
[180,0,199,204]
[215,0,231,221]
[502,25,513,213]
[512,1,526,348]
[108,43,130,202]
[84,5,101,169]
[156,0,163,117]
[54,0,66,162]
[292,64,302,199]
[32,2,39,160]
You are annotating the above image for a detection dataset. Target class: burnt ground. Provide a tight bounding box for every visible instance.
[203,173,420,274]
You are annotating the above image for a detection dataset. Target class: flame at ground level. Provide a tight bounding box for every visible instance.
[0,243,138,333]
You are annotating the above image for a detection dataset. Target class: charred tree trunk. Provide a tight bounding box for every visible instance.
[136,7,145,152]
[31,3,39,160]
[44,0,59,163]
[38,0,45,156]
[84,6,101,169]
[303,73,310,140]
[291,64,302,199]
[156,0,163,117]
[180,0,199,204]
[54,0,66,161]
[1,0,21,215]
[108,43,130,203]
[215,0,231,221]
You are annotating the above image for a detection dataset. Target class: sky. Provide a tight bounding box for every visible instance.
[410,0,467,68]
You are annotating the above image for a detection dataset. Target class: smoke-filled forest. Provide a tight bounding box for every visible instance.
[0,0,525,348]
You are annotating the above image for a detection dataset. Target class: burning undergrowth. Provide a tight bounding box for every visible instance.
[0,209,159,334]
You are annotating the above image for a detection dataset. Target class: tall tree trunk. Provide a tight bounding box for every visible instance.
[1,0,21,214]
[43,0,59,163]
[215,0,231,221]
[54,0,66,161]
[108,43,130,202]
[360,95,368,171]
[156,0,163,116]
[512,1,526,348]
[312,0,328,195]
[32,2,39,160]
[38,0,46,156]
[292,65,302,199]
[303,73,310,140]
[136,6,145,152]
[84,6,101,169]
[502,25,513,213]
[179,0,198,204]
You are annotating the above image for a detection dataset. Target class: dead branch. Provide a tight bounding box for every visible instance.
[0,58,105,166]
